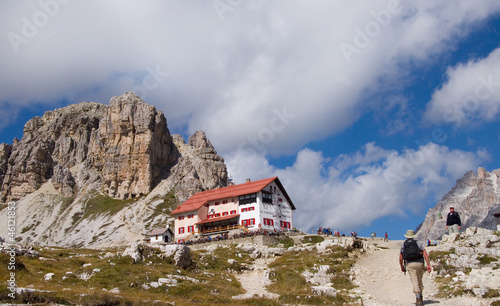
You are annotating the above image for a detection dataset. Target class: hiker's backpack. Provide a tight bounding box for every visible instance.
[402,239,423,261]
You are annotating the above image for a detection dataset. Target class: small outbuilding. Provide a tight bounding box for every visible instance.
[148,226,174,244]
[493,212,500,231]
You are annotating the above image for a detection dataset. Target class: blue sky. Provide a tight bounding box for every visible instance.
[1,1,500,239]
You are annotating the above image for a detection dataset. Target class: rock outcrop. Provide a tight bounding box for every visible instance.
[0,143,12,189]
[0,92,228,247]
[416,167,500,241]
[0,93,181,202]
[430,227,500,298]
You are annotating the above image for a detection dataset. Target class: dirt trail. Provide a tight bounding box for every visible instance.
[352,239,489,305]
[233,257,279,300]
[230,237,490,304]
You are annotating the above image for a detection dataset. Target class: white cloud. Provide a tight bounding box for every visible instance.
[227,142,487,231]
[424,48,500,128]
[2,1,500,155]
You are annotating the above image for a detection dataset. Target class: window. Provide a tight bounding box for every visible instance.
[178,227,185,234]
[222,200,228,204]
[280,221,291,229]
[178,216,184,220]
[248,206,255,211]
[215,213,221,217]
[230,210,237,215]
[215,201,220,206]
[187,214,194,219]
[222,212,228,216]
[263,218,274,226]
[239,193,256,204]
[278,198,283,202]
[241,218,255,227]
[241,208,247,212]
[188,226,194,233]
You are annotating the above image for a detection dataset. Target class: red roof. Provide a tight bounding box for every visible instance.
[196,214,240,225]
[171,176,294,215]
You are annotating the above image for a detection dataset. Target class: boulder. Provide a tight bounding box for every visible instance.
[122,243,142,262]
[311,285,337,297]
[163,245,191,269]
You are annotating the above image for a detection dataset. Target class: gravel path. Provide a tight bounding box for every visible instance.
[233,257,279,300]
[231,237,492,305]
[352,239,490,305]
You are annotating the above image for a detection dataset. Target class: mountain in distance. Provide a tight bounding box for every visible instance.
[416,167,500,241]
[1,92,498,247]
[0,92,228,248]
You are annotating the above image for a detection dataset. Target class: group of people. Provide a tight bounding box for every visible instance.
[314,227,357,237]
[400,205,461,305]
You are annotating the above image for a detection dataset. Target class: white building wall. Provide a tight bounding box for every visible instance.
[174,210,198,242]
[150,235,162,243]
[239,199,259,229]
[262,182,294,230]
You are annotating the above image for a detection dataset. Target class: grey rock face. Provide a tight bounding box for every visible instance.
[0,92,228,247]
[0,143,12,188]
[85,92,178,199]
[0,101,105,202]
[416,168,500,241]
[0,92,227,203]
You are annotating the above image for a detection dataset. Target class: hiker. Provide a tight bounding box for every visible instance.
[384,232,389,242]
[446,205,461,234]
[399,229,432,306]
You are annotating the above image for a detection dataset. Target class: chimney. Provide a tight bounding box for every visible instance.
[246,178,251,183]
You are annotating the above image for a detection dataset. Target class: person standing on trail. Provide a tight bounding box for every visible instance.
[399,229,432,306]
[446,205,461,234]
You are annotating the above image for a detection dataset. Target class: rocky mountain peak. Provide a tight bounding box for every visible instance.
[188,130,215,150]
[0,93,228,247]
[416,167,500,241]
[0,92,181,202]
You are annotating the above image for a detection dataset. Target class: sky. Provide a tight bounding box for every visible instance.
[1,1,500,239]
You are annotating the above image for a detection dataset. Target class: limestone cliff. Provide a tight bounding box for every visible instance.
[0,92,227,247]
[415,167,500,241]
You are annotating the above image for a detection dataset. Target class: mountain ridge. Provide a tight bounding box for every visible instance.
[0,92,228,247]
[416,167,500,241]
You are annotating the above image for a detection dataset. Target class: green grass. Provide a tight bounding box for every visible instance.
[300,235,324,244]
[275,236,294,248]
[478,254,498,265]
[267,245,357,304]
[82,193,136,220]
[0,244,258,305]
[0,237,361,305]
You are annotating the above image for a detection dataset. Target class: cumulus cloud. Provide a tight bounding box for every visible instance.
[424,48,500,128]
[2,1,500,156]
[0,1,498,232]
[227,142,488,231]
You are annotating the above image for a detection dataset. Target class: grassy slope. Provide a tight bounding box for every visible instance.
[0,236,363,305]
